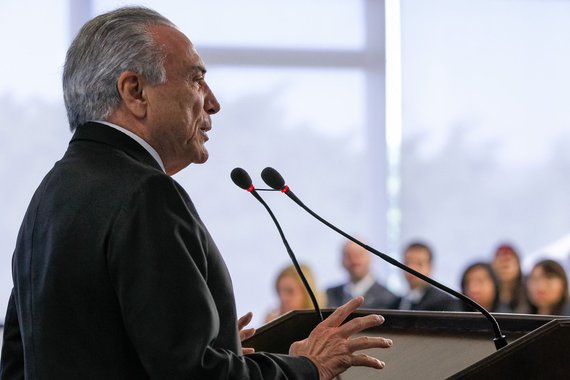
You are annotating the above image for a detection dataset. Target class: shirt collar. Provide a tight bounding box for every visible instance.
[346,274,376,298]
[408,286,427,303]
[93,120,166,173]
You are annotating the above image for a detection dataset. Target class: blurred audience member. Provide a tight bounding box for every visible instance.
[527,259,570,316]
[327,240,398,309]
[265,263,325,323]
[461,262,501,312]
[491,243,530,313]
[397,242,457,311]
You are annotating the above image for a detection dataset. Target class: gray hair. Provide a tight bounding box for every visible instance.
[63,7,176,131]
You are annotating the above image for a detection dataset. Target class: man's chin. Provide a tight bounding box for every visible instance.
[194,150,209,164]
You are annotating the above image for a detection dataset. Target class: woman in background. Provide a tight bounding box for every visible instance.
[460,262,501,312]
[526,259,570,316]
[265,264,326,323]
[491,243,530,313]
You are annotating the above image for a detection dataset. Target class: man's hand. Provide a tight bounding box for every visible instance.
[289,297,392,380]
[238,311,256,355]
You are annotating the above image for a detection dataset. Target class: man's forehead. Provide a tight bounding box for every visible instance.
[405,247,429,258]
[345,245,368,257]
[181,42,208,74]
[150,25,203,62]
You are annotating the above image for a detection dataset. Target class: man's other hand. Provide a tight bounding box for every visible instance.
[238,311,256,355]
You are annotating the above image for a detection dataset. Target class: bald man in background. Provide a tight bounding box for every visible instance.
[327,240,398,309]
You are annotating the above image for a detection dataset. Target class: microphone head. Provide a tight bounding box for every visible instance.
[231,167,253,190]
[261,167,286,190]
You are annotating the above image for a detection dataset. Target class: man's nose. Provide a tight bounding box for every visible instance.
[205,87,220,115]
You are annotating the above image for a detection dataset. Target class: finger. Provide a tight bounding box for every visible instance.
[240,327,256,341]
[348,336,393,351]
[338,314,385,338]
[350,354,385,369]
[242,347,255,355]
[322,297,364,328]
[238,311,253,330]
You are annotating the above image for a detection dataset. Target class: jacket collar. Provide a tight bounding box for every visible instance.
[70,122,163,172]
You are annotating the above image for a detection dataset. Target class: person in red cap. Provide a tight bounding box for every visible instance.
[491,243,530,313]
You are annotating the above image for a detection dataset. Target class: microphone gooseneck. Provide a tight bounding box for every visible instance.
[261,166,508,350]
[230,168,324,322]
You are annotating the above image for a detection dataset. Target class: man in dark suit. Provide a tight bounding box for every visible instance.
[0,6,393,379]
[397,242,457,311]
[327,240,398,309]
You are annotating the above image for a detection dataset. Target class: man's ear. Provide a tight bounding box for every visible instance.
[116,71,147,118]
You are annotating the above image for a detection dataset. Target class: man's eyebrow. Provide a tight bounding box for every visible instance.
[190,65,207,75]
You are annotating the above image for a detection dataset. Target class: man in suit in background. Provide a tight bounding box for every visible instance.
[0,6,393,379]
[397,242,457,311]
[327,240,398,309]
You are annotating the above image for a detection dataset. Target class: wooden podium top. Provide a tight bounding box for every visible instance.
[244,309,567,379]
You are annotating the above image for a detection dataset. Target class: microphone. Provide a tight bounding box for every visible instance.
[261,167,508,350]
[230,166,255,191]
[230,168,323,322]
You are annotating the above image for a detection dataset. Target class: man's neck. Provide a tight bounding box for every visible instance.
[410,283,427,290]
[93,120,166,173]
[351,273,371,285]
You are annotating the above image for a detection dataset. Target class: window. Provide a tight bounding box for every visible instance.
[399,0,570,284]
[1,0,384,327]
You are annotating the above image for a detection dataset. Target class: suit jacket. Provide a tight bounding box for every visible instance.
[397,286,458,312]
[0,122,317,379]
[326,281,398,309]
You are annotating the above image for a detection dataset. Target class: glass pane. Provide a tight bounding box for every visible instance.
[400,0,570,290]
[0,0,68,101]
[0,0,70,321]
[94,0,365,49]
[0,1,374,328]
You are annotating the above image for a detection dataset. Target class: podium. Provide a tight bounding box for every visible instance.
[243,309,570,379]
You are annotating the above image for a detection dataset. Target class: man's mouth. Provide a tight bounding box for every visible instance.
[200,126,211,141]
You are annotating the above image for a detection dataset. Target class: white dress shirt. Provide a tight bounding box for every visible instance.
[345,274,376,298]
